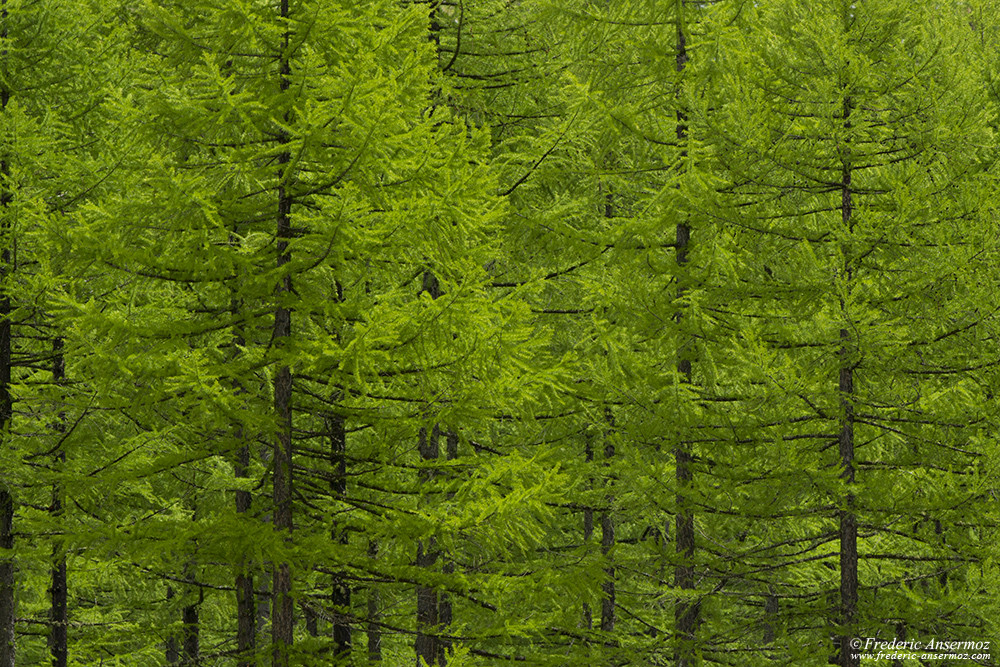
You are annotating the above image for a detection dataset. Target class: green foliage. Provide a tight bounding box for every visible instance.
[0,0,997,665]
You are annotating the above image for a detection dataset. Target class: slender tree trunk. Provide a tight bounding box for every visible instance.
[582,435,594,632]
[600,411,615,636]
[436,431,458,665]
[836,93,859,667]
[231,251,256,665]
[181,495,202,666]
[367,540,382,663]
[235,433,255,665]
[763,587,778,647]
[49,338,67,667]
[415,424,441,667]
[272,2,295,664]
[0,1,15,660]
[673,7,699,665]
[329,413,351,658]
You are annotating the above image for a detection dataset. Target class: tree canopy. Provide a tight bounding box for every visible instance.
[0,1,998,666]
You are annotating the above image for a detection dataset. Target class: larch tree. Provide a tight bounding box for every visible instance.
[700,0,1000,662]
[66,0,556,665]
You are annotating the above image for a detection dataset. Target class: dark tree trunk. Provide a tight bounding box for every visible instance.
[235,435,255,666]
[272,2,295,664]
[49,338,67,667]
[231,249,256,666]
[673,10,699,665]
[763,589,778,645]
[329,413,351,657]
[436,430,458,665]
[415,425,441,666]
[600,414,615,635]
[836,94,859,667]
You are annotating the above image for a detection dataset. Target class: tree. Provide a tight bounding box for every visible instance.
[699,0,1000,662]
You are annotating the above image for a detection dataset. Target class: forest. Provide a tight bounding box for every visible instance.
[1,0,999,665]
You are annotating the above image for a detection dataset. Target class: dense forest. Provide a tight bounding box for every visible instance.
[1,0,999,665]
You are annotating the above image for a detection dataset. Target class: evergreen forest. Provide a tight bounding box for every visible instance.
[2,0,1000,665]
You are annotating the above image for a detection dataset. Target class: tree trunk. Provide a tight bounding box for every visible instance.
[415,425,441,667]
[231,247,256,666]
[272,1,295,664]
[600,414,615,636]
[436,431,458,665]
[836,93,859,667]
[49,338,67,667]
[235,435,255,666]
[763,588,778,646]
[673,7,699,664]
[329,413,351,658]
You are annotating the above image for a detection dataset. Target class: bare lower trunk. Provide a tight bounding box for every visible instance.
[329,413,351,657]
[415,425,441,666]
[49,339,67,667]
[673,9,698,663]
[436,431,458,665]
[235,438,255,666]
[836,93,858,667]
